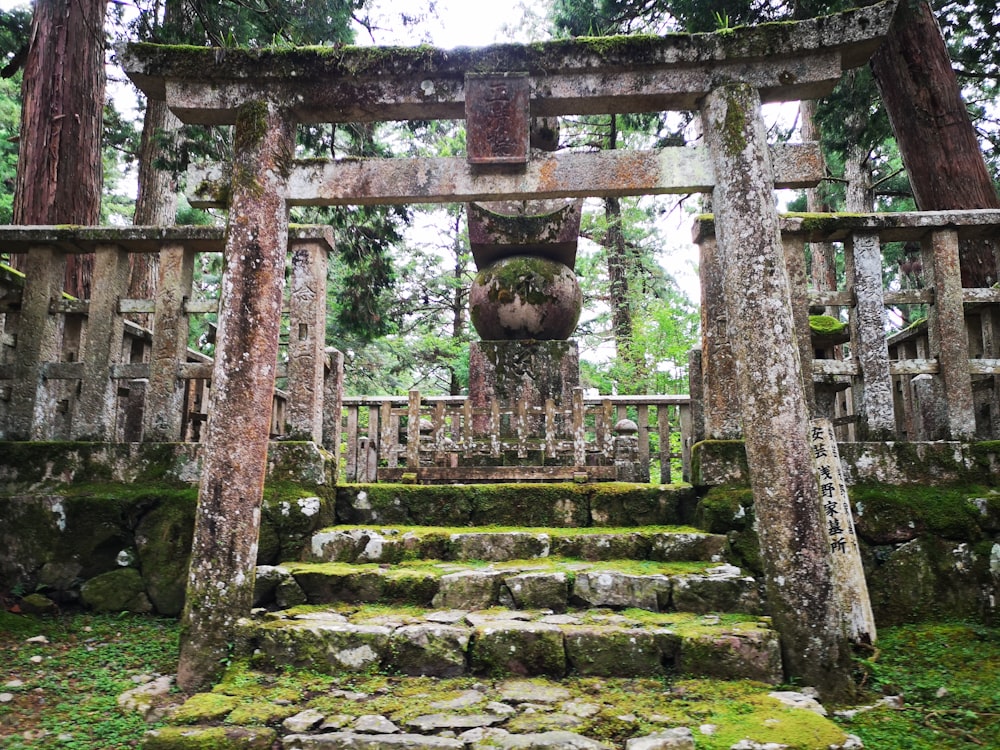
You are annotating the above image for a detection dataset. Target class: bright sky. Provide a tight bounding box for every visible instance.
[357,0,544,48]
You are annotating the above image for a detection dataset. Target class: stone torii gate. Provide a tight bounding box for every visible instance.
[122,1,896,694]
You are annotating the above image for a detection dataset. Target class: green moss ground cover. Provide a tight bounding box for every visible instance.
[0,611,179,749]
[1,611,997,749]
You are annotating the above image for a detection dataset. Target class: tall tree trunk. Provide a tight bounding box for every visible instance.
[12,0,107,298]
[449,213,467,396]
[871,0,1000,287]
[130,0,185,326]
[799,100,837,298]
[605,115,644,392]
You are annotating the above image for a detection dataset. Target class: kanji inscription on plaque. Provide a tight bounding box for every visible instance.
[465,73,530,165]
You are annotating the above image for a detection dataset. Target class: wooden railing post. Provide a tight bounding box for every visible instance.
[925,229,976,439]
[74,243,129,440]
[847,231,895,438]
[8,244,66,440]
[144,242,194,441]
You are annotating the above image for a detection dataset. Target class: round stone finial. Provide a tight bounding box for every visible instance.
[614,418,639,434]
[469,255,582,341]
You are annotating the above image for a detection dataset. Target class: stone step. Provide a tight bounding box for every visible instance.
[255,560,763,616]
[149,673,861,750]
[303,526,729,566]
[238,606,782,684]
[334,484,696,528]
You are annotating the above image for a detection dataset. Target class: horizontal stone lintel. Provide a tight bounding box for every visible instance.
[0,225,333,254]
[694,209,1000,244]
[121,2,895,124]
[189,144,823,208]
[160,53,844,125]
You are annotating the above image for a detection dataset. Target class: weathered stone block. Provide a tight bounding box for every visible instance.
[143,726,276,750]
[625,728,695,750]
[572,571,671,611]
[649,532,728,562]
[671,569,762,615]
[135,497,194,616]
[867,537,998,626]
[678,629,782,684]
[469,731,612,749]
[551,533,649,561]
[564,627,666,676]
[80,568,152,613]
[432,570,504,610]
[503,572,569,612]
[293,568,438,606]
[589,485,688,526]
[388,624,471,677]
[470,621,566,677]
[251,621,390,674]
[284,733,465,749]
[451,532,550,562]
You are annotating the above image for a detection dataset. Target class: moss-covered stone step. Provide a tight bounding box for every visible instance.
[304,526,729,565]
[335,483,696,528]
[149,673,861,750]
[256,559,762,616]
[239,607,780,684]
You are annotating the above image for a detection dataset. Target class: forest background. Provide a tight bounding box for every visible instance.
[1,0,998,399]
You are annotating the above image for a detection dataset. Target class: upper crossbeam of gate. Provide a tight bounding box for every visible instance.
[121,1,895,127]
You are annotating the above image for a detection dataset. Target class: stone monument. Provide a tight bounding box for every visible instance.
[466,198,584,427]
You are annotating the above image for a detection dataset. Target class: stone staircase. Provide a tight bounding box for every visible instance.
[246,526,780,685]
[146,499,865,749]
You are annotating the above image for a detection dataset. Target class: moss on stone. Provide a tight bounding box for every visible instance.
[695,485,754,534]
[809,314,846,336]
[717,86,748,157]
[851,483,989,543]
[172,692,241,724]
[225,700,298,725]
[143,725,277,750]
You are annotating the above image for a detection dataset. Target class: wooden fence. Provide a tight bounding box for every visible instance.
[0,226,333,444]
[695,209,1000,443]
[341,391,691,484]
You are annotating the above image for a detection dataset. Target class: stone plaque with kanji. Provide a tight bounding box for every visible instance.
[465,73,530,165]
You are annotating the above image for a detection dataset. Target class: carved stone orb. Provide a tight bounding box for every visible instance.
[470,255,582,341]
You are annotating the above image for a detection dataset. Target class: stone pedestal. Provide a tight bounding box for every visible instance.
[468,340,580,412]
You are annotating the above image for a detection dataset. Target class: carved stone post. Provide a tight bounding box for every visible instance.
[323,348,344,459]
[696,227,742,439]
[924,229,976,439]
[178,101,295,692]
[74,243,129,440]
[781,235,816,413]
[144,242,194,442]
[847,231,895,437]
[8,244,66,440]
[286,235,330,442]
[702,83,855,700]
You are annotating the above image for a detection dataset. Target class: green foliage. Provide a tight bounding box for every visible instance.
[0,612,179,749]
[0,76,19,225]
[844,622,1000,748]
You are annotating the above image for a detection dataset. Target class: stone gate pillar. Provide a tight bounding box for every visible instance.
[178,100,295,692]
[702,83,854,698]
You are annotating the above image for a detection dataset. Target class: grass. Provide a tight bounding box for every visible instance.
[0,610,179,749]
[0,610,997,749]
[836,621,1000,748]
